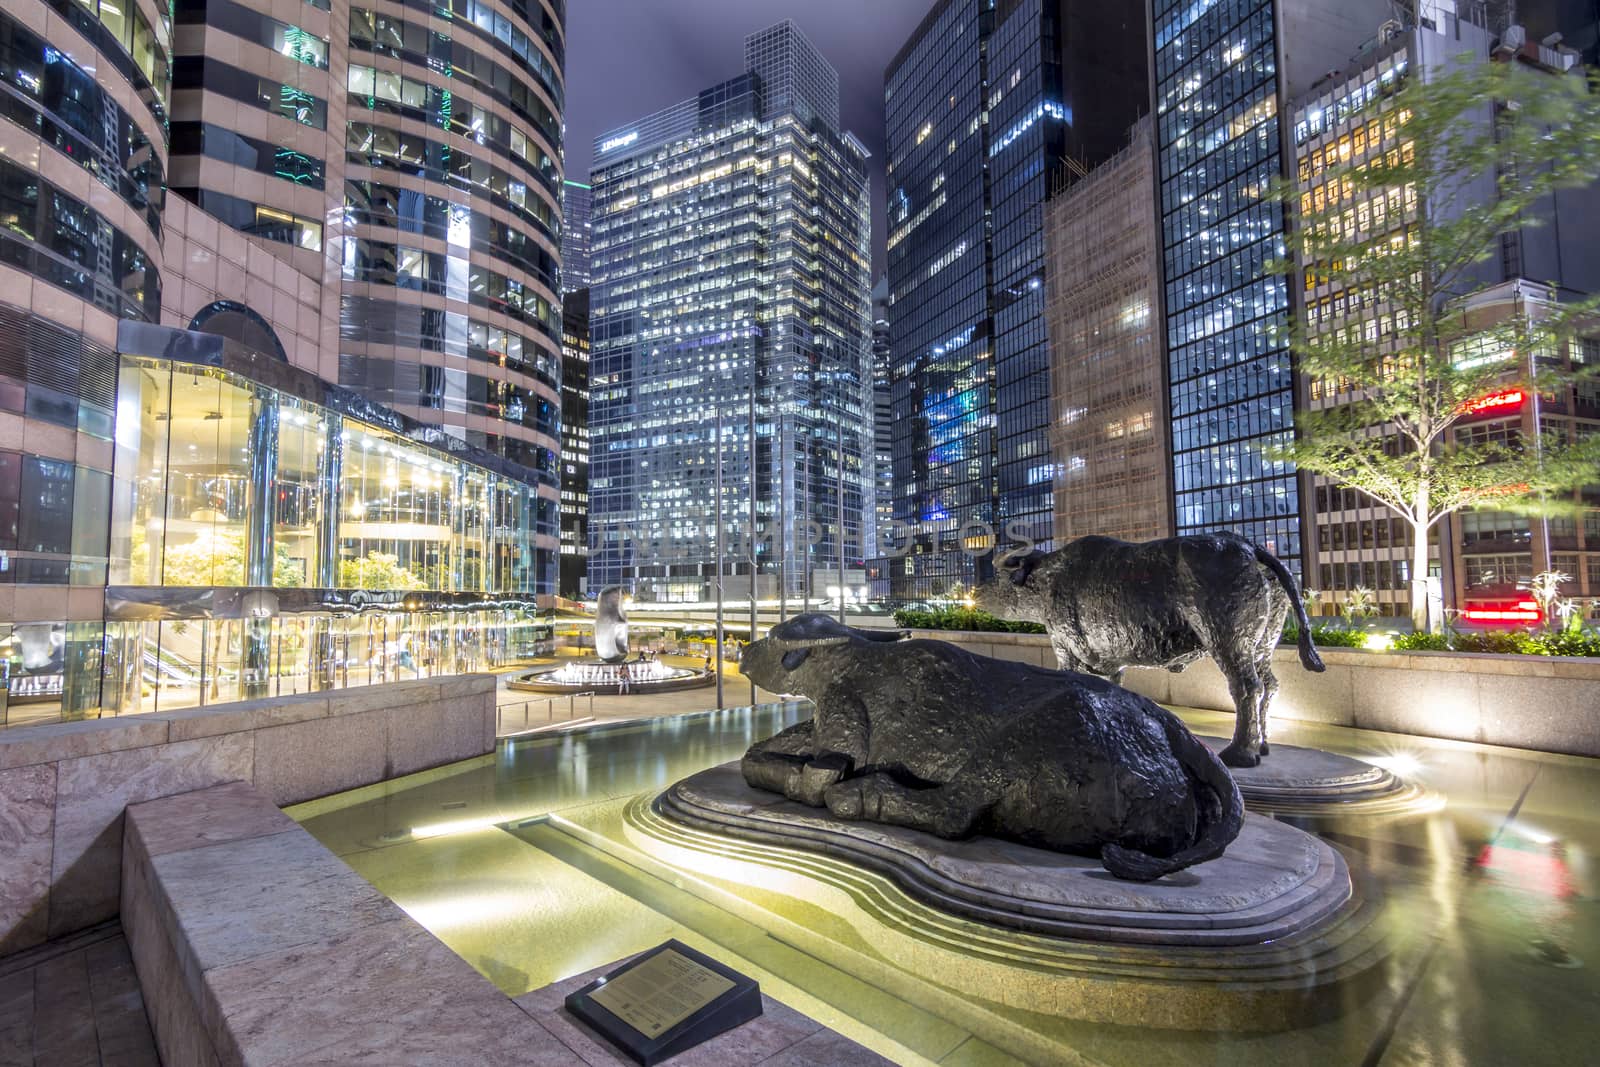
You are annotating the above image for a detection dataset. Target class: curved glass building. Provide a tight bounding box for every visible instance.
[0,0,564,725]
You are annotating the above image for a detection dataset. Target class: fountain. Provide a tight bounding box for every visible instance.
[508,586,715,694]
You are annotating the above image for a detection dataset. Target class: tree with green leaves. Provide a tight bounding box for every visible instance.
[159,528,306,588]
[1273,55,1600,632]
[337,551,425,591]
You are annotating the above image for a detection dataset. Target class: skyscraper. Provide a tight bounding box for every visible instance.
[1148,0,1394,573]
[561,180,593,293]
[884,1,1148,598]
[867,279,895,595]
[0,0,563,723]
[1042,117,1171,544]
[560,289,591,596]
[587,22,873,602]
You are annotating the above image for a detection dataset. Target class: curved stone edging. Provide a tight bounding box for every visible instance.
[506,666,717,694]
[656,763,1354,947]
[1198,736,1436,816]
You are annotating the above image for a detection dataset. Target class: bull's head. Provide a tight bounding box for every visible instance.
[743,614,908,696]
[972,549,1049,622]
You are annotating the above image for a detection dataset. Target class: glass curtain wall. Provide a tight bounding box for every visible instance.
[96,356,551,717]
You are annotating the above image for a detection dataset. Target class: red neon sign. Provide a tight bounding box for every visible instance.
[1462,598,1541,623]
[1461,388,1525,415]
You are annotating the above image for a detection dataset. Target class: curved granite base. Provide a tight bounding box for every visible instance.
[657,763,1352,947]
[1200,737,1433,815]
[506,664,715,695]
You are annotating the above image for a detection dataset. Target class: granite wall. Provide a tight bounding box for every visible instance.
[0,675,497,957]
[908,630,1600,758]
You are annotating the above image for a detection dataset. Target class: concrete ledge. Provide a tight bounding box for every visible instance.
[122,782,887,1066]
[910,630,1600,759]
[121,782,566,1067]
[0,675,497,957]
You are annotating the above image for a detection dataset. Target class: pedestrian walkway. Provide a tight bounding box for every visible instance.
[0,923,157,1067]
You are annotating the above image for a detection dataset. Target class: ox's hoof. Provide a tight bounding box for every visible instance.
[1219,744,1261,769]
[795,753,851,807]
[823,781,867,820]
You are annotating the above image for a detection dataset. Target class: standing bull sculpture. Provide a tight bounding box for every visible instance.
[973,532,1323,768]
[740,615,1244,882]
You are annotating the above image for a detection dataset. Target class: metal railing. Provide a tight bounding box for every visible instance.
[497,691,596,736]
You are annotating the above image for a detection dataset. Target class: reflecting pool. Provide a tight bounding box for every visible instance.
[291,705,1600,1065]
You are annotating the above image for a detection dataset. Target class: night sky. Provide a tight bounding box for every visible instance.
[564,0,934,276]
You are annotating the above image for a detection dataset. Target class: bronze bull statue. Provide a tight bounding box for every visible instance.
[974,532,1324,768]
[739,615,1244,882]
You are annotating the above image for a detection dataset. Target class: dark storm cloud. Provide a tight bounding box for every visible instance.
[564,0,933,275]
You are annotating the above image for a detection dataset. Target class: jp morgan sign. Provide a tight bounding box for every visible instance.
[610,518,1036,563]
[600,131,639,154]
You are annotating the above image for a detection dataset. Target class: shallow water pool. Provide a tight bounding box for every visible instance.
[291,704,1600,1065]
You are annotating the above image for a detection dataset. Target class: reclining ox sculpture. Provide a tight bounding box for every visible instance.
[974,532,1324,768]
[740,615,1244,882]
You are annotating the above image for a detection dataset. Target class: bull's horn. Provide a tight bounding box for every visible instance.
[763,614,909,649]
[764,635,853,651]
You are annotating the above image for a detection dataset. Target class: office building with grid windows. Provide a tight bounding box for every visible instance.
[586,21,873,602]
[1149,0,1396,574]
[1290,3,1600,620]
[883,0,1148,599]
[1042,116,1172,544]
[561,179,592,293]
[0,0,564,726]
[560,287,590,595]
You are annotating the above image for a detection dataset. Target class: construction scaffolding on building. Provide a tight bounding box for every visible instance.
[1042,117,1172,545]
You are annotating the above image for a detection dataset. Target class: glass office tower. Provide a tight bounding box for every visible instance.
[0,0,563,725]
[1149,0,1392,571]
[561,181,592,294]
[587,22,873,601]
[560,288,590,595]
[884,1,1146,598]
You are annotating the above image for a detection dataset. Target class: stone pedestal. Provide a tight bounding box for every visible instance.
[659,764,1350,946]
[635,763,1399,1032]
[1199,737,1430,815]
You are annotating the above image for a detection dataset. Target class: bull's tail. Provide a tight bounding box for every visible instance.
[1253,543,1325,673]
[1101,717,1245,882]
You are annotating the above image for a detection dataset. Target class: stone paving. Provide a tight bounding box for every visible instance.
[0,923,157,1067]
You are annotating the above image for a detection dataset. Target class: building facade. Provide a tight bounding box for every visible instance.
[1290,3,1600,619]
[866,280,895,595]
[1148,0,1395,576]
[0,0,563,725]
[884,0,1148,598]
[586,22,873,602]
[561,179,592,293]
[1042,116,1172,544]
[560,288,590,596]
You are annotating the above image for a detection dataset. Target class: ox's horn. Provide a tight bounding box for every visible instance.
[762,614,907,650]
[764,635,853,651]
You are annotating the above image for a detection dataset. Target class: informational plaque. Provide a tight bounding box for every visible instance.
[564,940,761,1066]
